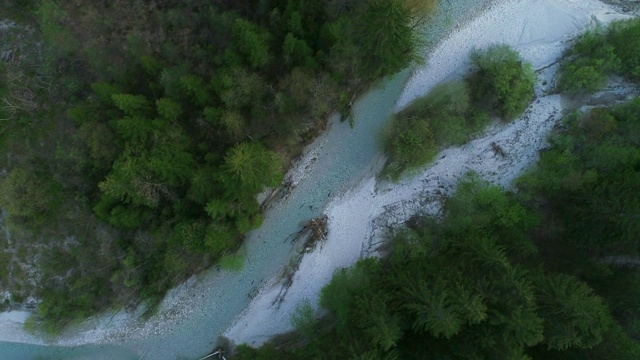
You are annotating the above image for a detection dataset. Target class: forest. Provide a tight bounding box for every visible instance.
[0,0,434,330]
[235,95,640,360]
[234,18,640,360]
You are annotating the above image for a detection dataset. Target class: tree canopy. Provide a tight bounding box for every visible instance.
[0,0,433,327]
[237,172,638,359]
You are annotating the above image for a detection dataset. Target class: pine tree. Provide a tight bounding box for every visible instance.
[533,272,610,351]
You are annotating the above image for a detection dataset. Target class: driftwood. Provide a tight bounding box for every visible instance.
[272,215,329,307]
[296,215,328,252]
[199,348,227,360]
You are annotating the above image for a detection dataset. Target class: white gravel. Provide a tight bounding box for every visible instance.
[0,0,633,352]
[0,311,43,344]
[223,0,632,346]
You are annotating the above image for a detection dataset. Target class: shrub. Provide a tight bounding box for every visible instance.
[0,164,61,227]
[291,299,317,340]
[219,252,244,271]
[468,44,535,119]
[383,114,437,180]
[558,19,640,95]
[608,19,640,79]
[557,29,620,94]
[383,81,490,180]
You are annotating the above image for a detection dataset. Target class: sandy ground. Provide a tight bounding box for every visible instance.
[0,0,634,351]
[223,0,633,346]
[0,311,43,344]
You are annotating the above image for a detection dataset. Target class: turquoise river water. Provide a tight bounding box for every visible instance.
[0,1,493,358]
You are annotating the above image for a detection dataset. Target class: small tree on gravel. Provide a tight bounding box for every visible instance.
[468,44,535,120]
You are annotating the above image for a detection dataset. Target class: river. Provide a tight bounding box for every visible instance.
[0,1,498,359]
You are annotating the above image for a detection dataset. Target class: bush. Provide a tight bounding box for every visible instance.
[468,44,535,119]
[383,114,437,180]
[383,81,490,179]
[290,299,317,340]
[558,19,640,94]
[219,252,244,271]
[0,164,61,227]
[608,19,640,79]
[557,29,620,94]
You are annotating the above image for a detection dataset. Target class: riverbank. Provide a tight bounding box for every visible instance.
[224,0,633,347]
[0,0,634,358]
[0,0,495,354]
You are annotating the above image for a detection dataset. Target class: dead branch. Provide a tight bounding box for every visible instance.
[272,215,329,307]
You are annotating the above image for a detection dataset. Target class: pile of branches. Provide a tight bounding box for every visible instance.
[272,215,329,307]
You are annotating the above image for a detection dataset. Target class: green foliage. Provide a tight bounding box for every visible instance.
[558,28,620,94]
[321,258,381,332]
[383,113,437,179]
[513,100,640,353]
[219,252,244,272]
[170,220,208,253]
[216,68,266,113]
[224,142,283,190]
[3,0,436,327]
[533,272,610,351]
[111,94,151,116]
[37,1,80,61]
[283,33,315,68]
[232,18,273,69]
[608,19,640,79]
[245,175,624,359]
[383,81,490,180]
[468,44,535,119]
[155,98,182,121]
[0,164,61,227]
[383,44,533,179]
[558,18,640,94]
[587,268,640,339]
[440,173,539,258]
[359,0,417,78]
[517,101,640,260]
[290,299,317,340]
[326,0,427,82]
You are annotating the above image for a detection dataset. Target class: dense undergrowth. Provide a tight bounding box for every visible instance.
[0,0,434,330]
[236,98,640,359]
[234,21,640,359]
[558,18,640,94]
[383,44,534,179]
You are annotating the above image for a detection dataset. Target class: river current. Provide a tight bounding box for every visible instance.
[0,1,493,358]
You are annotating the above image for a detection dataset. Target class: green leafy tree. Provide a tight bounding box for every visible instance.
[37,1,79,61]
[232,18,272,69]
[111,94,152,116]
[224,142,283,190]
[533,273,610,351]
[608,19,640,79]
[468,44,535,119]
[0,164,60,226]
[359,0,417,78]
[557,28,620,94]
[291,299,317,341]
[383,115,436,179]
[155,98,182,121]
[283,33,315,68]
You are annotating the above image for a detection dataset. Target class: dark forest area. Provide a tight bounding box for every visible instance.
[235,18,640,360]
[0,0,433,330]
[238,99,640,359]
